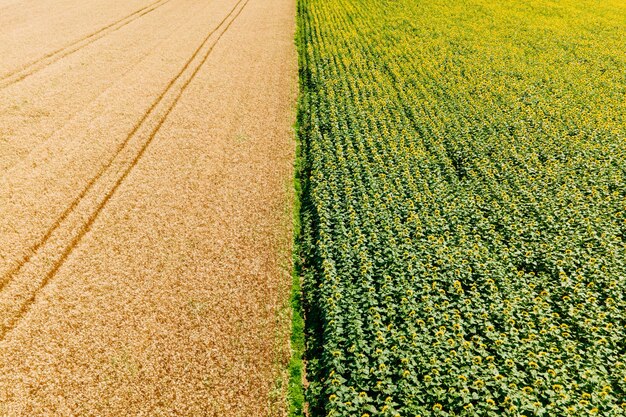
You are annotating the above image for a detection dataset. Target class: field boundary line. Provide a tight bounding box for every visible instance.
[0,0,173,88]
[286,0,309,414]
[0,0,251,340]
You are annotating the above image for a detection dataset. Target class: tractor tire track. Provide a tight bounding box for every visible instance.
[0,0,246,294]
[0,0,250,340]
[0,0,172,88]
[0,0,216,174]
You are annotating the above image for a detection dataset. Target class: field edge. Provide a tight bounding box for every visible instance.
[286,0,309,414]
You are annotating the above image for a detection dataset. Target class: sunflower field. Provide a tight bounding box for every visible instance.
[296,0,626,415]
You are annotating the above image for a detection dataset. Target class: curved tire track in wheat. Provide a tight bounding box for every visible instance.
[0,0,250,340]
[0,0,172,88]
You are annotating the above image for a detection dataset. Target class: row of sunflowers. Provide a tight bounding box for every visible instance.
[296,0,626,415]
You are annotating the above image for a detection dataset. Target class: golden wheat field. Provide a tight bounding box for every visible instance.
[0,0,297,415]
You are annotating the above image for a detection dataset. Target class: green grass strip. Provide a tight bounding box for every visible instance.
[287,117,306,417]
[287,1,308,412]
